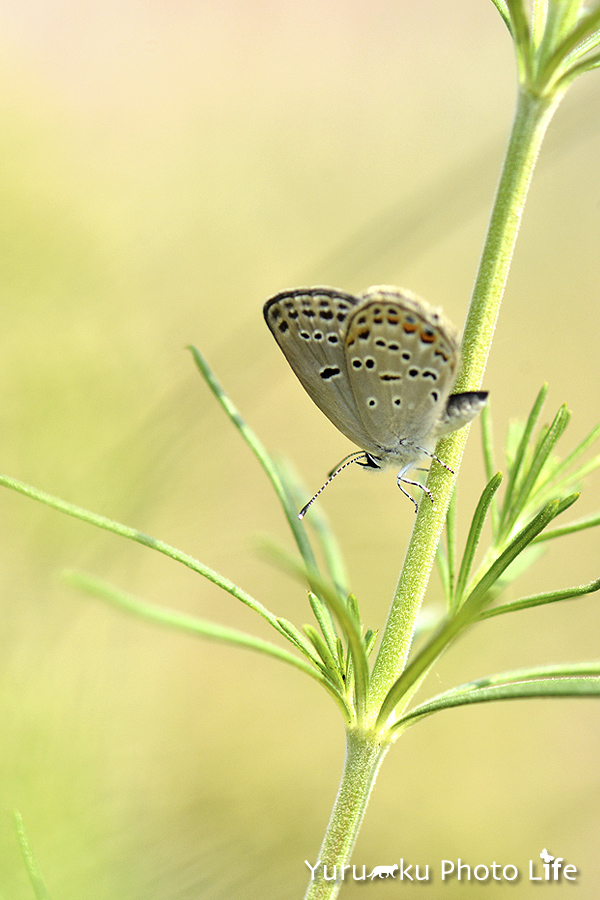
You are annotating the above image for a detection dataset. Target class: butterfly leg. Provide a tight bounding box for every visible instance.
[396,464,434,513]
[413,445,455,475]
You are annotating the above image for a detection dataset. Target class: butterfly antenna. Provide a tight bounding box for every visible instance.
[298,452,371,519]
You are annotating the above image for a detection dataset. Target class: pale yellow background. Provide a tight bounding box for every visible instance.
[1,1,599,897]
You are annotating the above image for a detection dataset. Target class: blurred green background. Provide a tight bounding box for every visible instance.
[1,1,600,897]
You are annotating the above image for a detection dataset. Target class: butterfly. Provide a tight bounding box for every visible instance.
[264,285,487,517]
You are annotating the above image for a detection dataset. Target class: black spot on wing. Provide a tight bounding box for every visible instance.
[319,366,341,380]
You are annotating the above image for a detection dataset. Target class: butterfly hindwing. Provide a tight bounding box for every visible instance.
[344,288,460,454]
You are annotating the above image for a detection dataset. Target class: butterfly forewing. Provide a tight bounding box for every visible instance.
[263,288,374,448]
[344,288,460,454]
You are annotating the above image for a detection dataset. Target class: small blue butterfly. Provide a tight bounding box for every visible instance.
[264,285,487,516]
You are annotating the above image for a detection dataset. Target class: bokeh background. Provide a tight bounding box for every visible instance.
[1,1,600,897]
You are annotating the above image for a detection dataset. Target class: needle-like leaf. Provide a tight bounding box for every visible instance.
[303,625,346,689]
[465,499,564,612]
[65,570,320,678]
[489,0,513,35]
[500,384,547,528]
[275,458,350,600]
[454,472,503,608]
[0,473,286,632]
[13,812,53,900]
[504,404,570,534]
[308,591,339,657]
[510,404,570,511]
[394,663,600,732]
[189,346,321,580]
[533,509,600,543]
[532,419,600,496]
[479,577,600,619]
[260,541,370,721]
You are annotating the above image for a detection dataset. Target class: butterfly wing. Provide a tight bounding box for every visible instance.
[344,286,460,458]
[264,288,375,449]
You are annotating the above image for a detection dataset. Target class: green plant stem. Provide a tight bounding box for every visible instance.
[304,728,389,900]
[367,86,563,719]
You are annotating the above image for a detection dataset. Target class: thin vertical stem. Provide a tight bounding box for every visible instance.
[368,88,562,718]
[303,728,389,900]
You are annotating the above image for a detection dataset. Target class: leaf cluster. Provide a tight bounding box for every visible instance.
[390,384,600,735]
[491,0,600,95]
[3,355,597,740]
